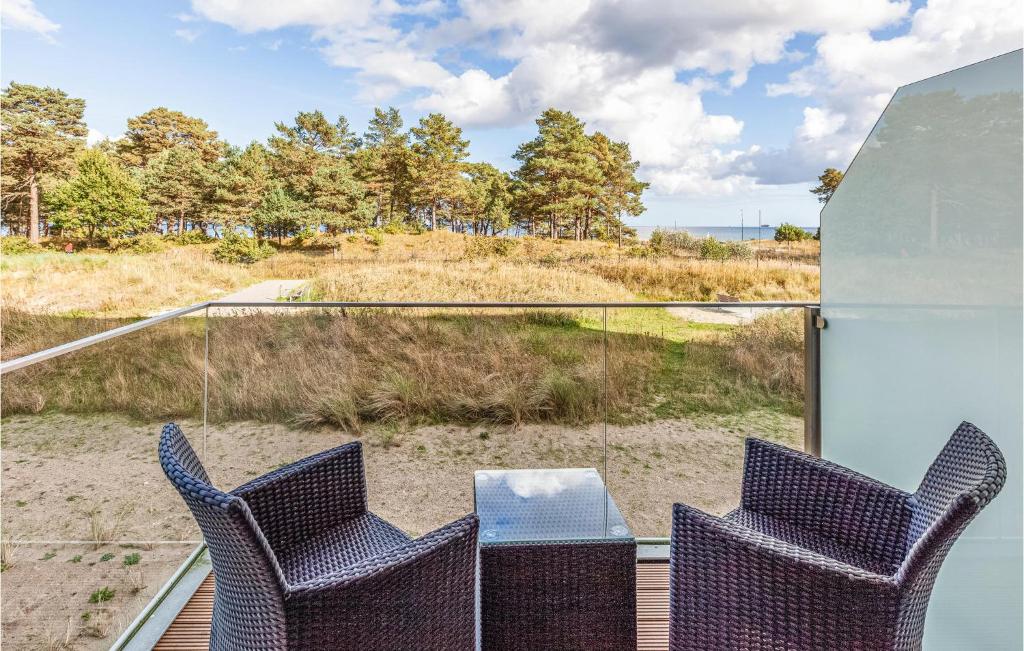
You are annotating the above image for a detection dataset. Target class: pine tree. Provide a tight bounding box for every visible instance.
[213,142,272,231]
[1,82,88,242]
[48,149,151,243]
[309,160,374,233]
[117,107,221,168]
[591,132,647,240]
[460,163,512,235]
[810,168,844,203]
[142,147,212,234]
[513,109,602,239]
[355,107,411,226]
[410,113,470,231]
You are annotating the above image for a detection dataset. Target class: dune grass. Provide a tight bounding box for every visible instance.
[1,308,803,427]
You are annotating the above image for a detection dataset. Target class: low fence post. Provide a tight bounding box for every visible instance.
[804,306,823,457]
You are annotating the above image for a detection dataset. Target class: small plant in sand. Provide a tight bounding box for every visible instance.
[1,539,19,572]
[124,565,146,595]
[88,586,115,603]
[122,552,140,566]
[87,506,128,549]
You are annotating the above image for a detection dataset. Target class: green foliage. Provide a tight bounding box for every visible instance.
[810,168,844,204]
[624,244,660,258]
[167,229,212,246]
[649,228,699,254]
[107,233,168,254]
[464,236,520,259]
[117,107,221,168]
[40,552,56,561]
[813,228,820,241]
[252,185,308,241]
[410,112,469,230]
[48,149,152,242]
[142,146,213,234]
[69,555,83,563]
[88,587,115,603]
[308,160,374,232]
[122,552,141,566]
[363,227,385,246]
[774,222,810,243]
[0,235,42,255]
[99,553,115,562]
[699,237,752,261]
[213,232,275,264]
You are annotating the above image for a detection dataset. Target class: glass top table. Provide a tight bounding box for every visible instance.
[473,468,633,544]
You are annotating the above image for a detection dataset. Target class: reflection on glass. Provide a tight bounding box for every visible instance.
[821,50,1022,649]
[475,468,630,543]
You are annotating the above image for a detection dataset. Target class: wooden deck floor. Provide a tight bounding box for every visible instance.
[155,561,670,650]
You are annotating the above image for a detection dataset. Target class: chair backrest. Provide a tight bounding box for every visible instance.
[896,421,1006,595]
[159,423,289,649]
[909,421,1006,548]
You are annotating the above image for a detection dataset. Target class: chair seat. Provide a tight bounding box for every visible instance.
[724,508,897,575]
[276,512,412,585]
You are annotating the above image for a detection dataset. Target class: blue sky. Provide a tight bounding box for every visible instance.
[3,1,1020,228]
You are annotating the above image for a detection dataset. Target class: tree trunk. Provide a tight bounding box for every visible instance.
[28,165,40,243]
[430,203,437,231]
[178,210,185,235]
[550,215,556,239]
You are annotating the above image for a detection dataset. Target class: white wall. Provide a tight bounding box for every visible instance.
[821,50,1023,649]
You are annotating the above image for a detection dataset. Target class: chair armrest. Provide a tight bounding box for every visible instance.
[740,438,913,568]
[282,515,479,648]
[671,503,898,649]
[232,441,367,551]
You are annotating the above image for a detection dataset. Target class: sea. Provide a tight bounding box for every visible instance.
[632,225,818,242]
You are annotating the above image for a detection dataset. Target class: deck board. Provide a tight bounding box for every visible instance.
[155,561,670,650]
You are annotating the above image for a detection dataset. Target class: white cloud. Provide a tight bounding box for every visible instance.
[86,128,106,146]
[189,0,1022,195]
[744,0,1024,184]
[175,28,201,42]
[265,38,283,51]
[1,0,60,42]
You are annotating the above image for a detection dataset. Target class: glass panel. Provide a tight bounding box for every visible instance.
[0,315,204,648]
[604,304,806,538]
[820,50,1022,648]
[205,305,609,539]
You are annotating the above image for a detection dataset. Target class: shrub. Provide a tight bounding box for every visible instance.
[122,552,140,566]
[464,236,520,259]
[382,222,409,235]
[363,228,385,247]
[697,237,752,261]
[774,222,810,243]
[624,244,660,259]
[213,233,276,264]
[813,228,821,241]
[108,233,168,254]
[167,229,211,246]
[650,228,699,254]
[0,236,42,255]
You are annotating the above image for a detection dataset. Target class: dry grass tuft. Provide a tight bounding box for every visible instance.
[727,310,804,396]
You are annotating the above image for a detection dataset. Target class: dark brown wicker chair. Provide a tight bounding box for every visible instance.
[670,421,1006,650]
[159,423,478,650]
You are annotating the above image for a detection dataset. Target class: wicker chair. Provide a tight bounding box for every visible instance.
[670,421,1006,650]
[159,423,479,650]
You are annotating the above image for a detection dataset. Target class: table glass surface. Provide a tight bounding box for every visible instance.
[474,468,633,544]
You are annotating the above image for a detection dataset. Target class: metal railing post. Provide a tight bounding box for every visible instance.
[803,306,823,457]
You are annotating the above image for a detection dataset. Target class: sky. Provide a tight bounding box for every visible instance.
[2,0,1021,228]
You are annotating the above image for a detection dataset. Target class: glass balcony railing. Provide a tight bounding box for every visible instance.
[0,299,818,648]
